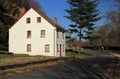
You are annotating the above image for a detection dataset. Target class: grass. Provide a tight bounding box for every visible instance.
[0,65,43,78]
[0,54,53,58]
[66,51,91,58]
[0,54,29,60]
[0,54,54,66]
[0,58,69,78]
[0,70,17,76]
[28,66,40,71]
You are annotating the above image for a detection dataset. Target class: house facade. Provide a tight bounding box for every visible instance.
[9,8,65,57]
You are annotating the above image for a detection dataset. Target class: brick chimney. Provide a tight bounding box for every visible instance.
[54,17,57,24]
[19,7,26,17]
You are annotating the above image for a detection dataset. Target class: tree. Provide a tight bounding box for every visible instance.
[0,21,8,47]
[106,11,120,45]
[83,0,100,45]
[66,29,77,50]
[97,24,112,46]
[65,0,100,53]
[91,24,119,46]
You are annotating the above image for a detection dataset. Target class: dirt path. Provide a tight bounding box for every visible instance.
[6,52,120,79]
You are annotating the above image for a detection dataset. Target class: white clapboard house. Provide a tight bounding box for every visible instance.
[9,8,65,57]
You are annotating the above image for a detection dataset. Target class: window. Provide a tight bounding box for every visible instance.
[57,44,59,52]
[26,18,30,23]
[41,30,45,38]
[27,30,31,38]
[62,32,64,39]
[63,44,64,52]
[57,31,59,38]
[45,44,50,52]
[37,17,41,23]
[27,44,31,52]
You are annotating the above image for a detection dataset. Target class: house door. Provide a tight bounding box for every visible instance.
[60,44,62,57]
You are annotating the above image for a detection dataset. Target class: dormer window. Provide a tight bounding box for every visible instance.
[37,17,41,23]
[26,18,30,24]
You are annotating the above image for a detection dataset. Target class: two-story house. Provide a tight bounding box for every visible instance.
[9,8,65,57]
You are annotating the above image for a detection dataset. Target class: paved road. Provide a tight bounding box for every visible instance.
[7,51,115,79]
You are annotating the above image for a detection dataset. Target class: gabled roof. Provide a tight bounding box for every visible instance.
[9,8,65,31]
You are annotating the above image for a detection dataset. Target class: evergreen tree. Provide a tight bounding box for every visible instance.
[83,0,100,45]
[65,0,100,52]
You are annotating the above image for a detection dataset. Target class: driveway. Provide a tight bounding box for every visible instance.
[6,52,119,79]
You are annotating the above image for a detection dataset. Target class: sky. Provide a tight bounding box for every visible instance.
[37,0,117,29]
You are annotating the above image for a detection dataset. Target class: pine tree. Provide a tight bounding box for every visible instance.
[83,0,100,45]
[65,0,100,52]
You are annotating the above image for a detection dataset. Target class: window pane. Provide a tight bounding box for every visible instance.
[26,18,30,23]
[63,44,64,52]
[45,44,49,52]
[63,32,64,39]
[57,31,59,38]
[27,31,31,38]
[37,17,41,23]
[27,44,31,52]
[41,30,45,38]
[57,44,59,52]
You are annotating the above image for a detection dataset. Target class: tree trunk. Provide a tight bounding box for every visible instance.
[78,29,82,54]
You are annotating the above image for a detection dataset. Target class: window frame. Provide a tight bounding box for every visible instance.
[27,44,31,52]
[63,44,64,52]
[41,30,45,38]
[27,30,31,38]
[37,17,41,23]
[26,18,31,24]
[57,44,59,52]
[57,31,59,38]
[45,44,50,52]
[62,32,64,39]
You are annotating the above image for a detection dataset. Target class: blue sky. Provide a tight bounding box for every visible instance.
[37,0,117,29]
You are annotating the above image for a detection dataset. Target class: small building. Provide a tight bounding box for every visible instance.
[9,8,65,57]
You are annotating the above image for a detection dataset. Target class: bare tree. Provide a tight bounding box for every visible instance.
[93,24,119,46]
[106,11,120,45]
